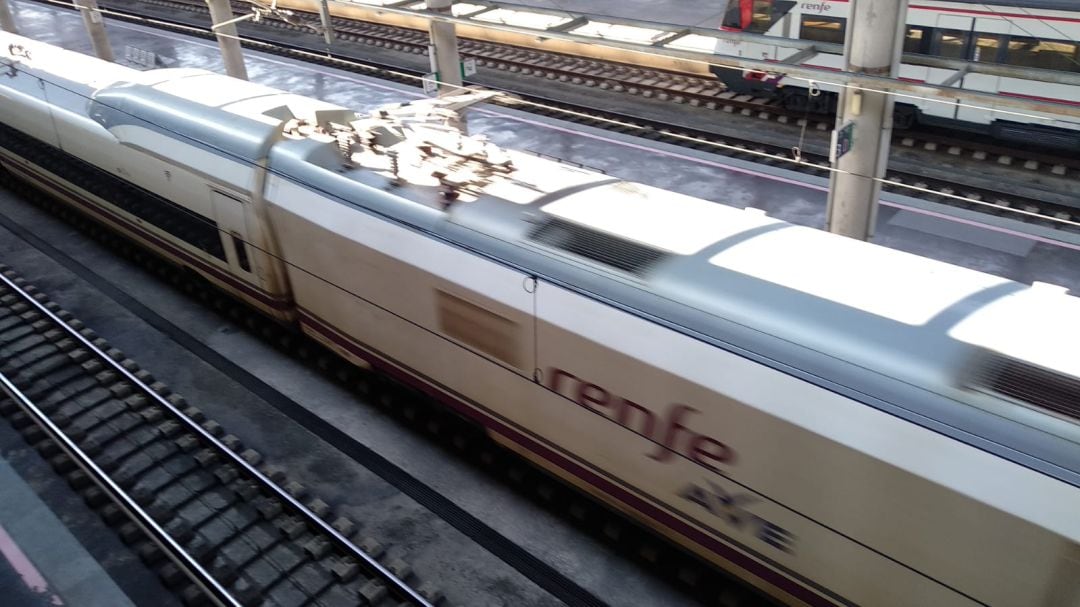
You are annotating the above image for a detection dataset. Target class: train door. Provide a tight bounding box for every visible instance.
[210,189,258,279]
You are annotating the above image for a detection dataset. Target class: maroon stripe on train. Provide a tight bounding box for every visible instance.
[295,307,839,607]
[13,162,292,310]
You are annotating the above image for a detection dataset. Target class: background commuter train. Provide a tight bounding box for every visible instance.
[2,34,1080,607]
[269,0,1080,147]
[712,0,1080,145]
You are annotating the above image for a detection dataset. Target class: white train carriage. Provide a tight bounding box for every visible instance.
[0,38,304,320]
[2,34,1080,606]
[713,0,1080,143]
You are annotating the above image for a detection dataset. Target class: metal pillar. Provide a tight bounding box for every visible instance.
[206,0,248,80]
[425,0,461,96]
[0,0,17,34]
[74,0,113,62]
[824,0,908,241]
[317,0,333,46]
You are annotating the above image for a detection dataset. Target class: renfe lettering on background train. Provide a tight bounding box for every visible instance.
[546,367,736,472]
[799,2,834,14]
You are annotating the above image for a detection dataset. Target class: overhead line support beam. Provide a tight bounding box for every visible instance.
[653,29,690,47]
[781,46,818,65]
[939,65,971,88]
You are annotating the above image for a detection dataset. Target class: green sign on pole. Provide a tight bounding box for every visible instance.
[831,121,855,163]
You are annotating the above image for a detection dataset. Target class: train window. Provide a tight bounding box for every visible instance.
[973,35,1004,64]
[749,1,795,33]
[231,233,251,272]
[799,15,845,45]
[903,27,928,55]
[436,290,521,368]
[935,29,970,59]
[117,186,227,261]
[0,123,227,261]
[1005,37,1079,72]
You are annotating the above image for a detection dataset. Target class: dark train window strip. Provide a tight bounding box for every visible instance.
[1004,37,1079,72]
[795,18,1079,73]
[0,124,226,260]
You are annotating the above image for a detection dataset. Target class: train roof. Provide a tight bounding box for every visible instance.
[91,70,346,163]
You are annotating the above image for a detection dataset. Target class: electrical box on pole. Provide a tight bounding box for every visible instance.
[824,0,909,241]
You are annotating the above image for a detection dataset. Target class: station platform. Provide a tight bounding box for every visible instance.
[5,0,1080,298]
[0,419,179,607]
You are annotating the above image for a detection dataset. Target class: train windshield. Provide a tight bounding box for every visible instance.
[721,0,797,33]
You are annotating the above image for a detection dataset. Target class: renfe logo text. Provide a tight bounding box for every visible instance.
[801,1,833,14]
[548,368,736,472]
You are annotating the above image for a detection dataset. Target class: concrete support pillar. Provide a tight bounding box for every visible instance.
[0,0,18,34]
[426,0,461,96]
[824,0,908,241]
[317,0,333,46]
[74,0,113,62]
[206,0,248,80]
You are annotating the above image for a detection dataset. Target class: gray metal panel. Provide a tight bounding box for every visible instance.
[89,84,281,162]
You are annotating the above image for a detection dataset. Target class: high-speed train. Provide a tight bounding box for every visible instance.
[1,34,1079,607]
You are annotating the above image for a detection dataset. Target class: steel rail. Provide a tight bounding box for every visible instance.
[309,0,1080,118]
[411,0,1080,86]
[0,272,240,607]
[0,269,435,607]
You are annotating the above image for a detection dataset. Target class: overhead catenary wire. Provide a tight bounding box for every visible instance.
[4,0,1078,232]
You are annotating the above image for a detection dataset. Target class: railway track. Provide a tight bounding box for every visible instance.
[82,0,1079,234]
[0,264,440,607]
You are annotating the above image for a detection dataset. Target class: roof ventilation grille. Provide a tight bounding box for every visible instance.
[970,355,1080,423]
[529,218,666,276]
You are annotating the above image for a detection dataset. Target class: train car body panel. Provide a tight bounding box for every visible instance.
[260,164,1080,606]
